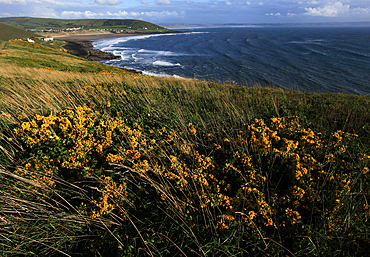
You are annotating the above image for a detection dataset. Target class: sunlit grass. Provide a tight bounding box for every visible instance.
[0,40,369,256]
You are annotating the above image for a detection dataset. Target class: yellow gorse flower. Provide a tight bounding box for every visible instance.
[12,107,369,238]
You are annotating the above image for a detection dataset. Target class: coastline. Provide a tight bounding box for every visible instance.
[56,31,180,62]
[56,33,138,62]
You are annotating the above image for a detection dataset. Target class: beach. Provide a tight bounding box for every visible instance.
[54,32,139,41]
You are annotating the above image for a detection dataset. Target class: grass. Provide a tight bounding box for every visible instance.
[0,23,40,41]
[0,17,173,33]
[0,38,369,256]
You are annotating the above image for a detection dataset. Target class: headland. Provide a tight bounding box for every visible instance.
[55,33,136,61]
[55,31,180,62]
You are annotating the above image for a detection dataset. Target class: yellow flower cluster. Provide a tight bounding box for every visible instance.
[91,175,127,219]
[13,106,133,217]
[208,117,369,233]
[11,108,369,237]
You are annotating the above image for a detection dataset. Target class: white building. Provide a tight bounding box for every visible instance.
[43,37,54,42]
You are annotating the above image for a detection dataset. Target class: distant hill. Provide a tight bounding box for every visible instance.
[0,17,172,33]
[0,22,39,41]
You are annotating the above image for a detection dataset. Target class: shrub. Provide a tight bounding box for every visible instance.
[7,106,370,255]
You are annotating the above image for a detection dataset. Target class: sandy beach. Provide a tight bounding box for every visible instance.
[54,32,138,41]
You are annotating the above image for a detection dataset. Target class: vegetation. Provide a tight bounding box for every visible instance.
[0,33,369,256]
[0,23,40,42]
[0,17,173,33]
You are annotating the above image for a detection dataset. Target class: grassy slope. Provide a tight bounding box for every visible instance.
[0,40,128,73]
[0,36,369,256]
[0,17,172,32]
[0,22,40,42]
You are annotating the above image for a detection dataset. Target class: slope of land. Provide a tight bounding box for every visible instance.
[0,17,173,34]
[0,22,40,42]
[0,17,178,61]
[0,27,369,256]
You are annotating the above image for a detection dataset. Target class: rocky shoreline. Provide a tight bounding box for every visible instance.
[62,39,119,61]
[58,32,180,73]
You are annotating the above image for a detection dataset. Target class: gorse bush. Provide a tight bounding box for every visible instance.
[6,105,369,256]
[1,38,370,256]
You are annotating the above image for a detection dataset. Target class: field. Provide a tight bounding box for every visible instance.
[0,23,40,42]
[0,33,369,256]
[0,17,173,34]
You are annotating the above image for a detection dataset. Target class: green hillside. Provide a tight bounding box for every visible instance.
[0,17,172,33]
[0,22,39,41]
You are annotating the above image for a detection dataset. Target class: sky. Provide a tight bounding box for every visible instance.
[1,0,370,25]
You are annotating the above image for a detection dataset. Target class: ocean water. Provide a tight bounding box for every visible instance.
[93,26,370,95]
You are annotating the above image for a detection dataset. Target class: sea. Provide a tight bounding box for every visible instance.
[93,26,370,95]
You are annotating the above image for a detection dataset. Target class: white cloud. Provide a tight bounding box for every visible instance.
[61,10,96,18]
[34,0,57,4]
[265,12,281,16]
[155,0,170,4]
[304,1,350,17]
[60,10,184,20]
[0,0,26,4]
[94,0,121,5]
[1,0,369,24]
[352,7,370,15]
[1,0,94,6]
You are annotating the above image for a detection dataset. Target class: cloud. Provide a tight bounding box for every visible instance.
[34,0,57,4]
[61,10,97,18]
[0,0,26,4]
[0,12,12,16]
[1,0,370,24]
[155,0,170,4]
[265,12,281,16]
[352,7,370,15]
[60,10,185,20]
[0,0,94,6]
[304,1,350,17]
[94,0,121,5]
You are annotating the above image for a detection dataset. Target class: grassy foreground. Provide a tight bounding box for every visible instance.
[0,38,369,256]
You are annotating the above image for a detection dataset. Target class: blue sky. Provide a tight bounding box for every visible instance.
[1,0,370,24]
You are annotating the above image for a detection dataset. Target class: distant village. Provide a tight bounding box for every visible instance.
[15,37,54,43]
[12,26,161,43]
[25,26,151,34]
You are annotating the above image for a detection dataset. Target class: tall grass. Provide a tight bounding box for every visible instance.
[0,40,369,256]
